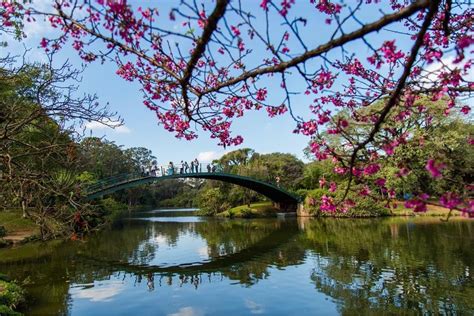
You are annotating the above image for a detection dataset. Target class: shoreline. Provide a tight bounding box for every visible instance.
[1,203,470,248]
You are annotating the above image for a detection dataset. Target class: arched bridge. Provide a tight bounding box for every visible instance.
[85,165,300,209]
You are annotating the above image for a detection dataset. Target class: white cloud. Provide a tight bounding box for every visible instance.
[245,299,265,314]
[72,281,124,302]
[85,120,131,134]
[168,307,203,316]
[196,151,227,162]
[197,246,209,257]
[153,235,168,245]
[22,0,56,39]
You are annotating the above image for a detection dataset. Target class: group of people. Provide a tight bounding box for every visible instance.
[141,158,223,177]
[173,158,201,175]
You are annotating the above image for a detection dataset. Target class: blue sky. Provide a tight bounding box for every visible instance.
[3,1,317,164]
[2,0,471,165]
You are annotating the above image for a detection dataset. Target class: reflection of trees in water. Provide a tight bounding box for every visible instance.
[74,220,196,266]
[195,219,283,258]
[75,219,284,267]
[2,217,472,315]
[217,241,306,286]
[299,218,474,315]
[73,219,303,286]
[72,219,304,287]
[0,247,72,315]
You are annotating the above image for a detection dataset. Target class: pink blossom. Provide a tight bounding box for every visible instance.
[40,38,48,48]
[363,164,380,176]
[320,195,336,212]
[334,167,346,175]
[440,192,461,210]
[460,106,471,115]
[237,40,245,51]
[374,178,386,187]
[457,35,474,50]
[313,0,342,15]
[230,25,241,36]
[329,182,337,192]
[319,177,326,188]
[359,186,371,196]
[279,0,295,16]
[425,159,445,179]
[404,198,427,213]
[255,88,267,101]
[260,0,270,10]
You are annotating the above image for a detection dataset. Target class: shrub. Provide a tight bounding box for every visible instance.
[0,305,22,316]
[197,188,230,215]
[333,189,390,217]
[98,197,127,211]
[303,187,390,217]
[304,188,330,215]
[0,279,25,315]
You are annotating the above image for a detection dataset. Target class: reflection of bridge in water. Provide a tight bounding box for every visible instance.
[77,221,300,275]
[85,163,301,210]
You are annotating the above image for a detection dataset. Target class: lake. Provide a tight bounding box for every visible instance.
[1,209,473,315]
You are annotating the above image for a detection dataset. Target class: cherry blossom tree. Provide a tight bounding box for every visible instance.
[1,0,472,214]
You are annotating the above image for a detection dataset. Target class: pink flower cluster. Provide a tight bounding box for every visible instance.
[425,159,445,179]
[404,194,429,213]
[266,104,287,118]
[8,0,471,215]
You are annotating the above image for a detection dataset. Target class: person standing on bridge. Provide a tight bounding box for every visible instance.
[206,164,211,172]
[184,161,189,173]
[179,160,184,174]
[190,160,195,173]
[194,158,199,172]
[168,162,174,175]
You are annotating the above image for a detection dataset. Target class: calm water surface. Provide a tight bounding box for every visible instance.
[0,209,473,315]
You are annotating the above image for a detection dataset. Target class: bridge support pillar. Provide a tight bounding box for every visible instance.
[296,203,310,217]
[273,201,297,213]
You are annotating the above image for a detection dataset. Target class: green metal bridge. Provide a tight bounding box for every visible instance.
[85,164,300,209]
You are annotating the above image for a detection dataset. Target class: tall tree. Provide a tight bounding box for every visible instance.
[0,59,120,238]
[3,0,472,212]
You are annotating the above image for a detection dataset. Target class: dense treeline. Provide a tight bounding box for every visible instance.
[300,98,473,216]
[196,98,473,217]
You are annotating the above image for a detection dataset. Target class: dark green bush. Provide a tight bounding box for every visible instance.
[0,279,25,315]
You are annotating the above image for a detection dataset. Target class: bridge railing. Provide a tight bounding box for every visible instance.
[86,172,144,193]
[85,163,225,193]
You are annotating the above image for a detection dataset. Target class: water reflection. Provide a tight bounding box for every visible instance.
[0,211,473,315]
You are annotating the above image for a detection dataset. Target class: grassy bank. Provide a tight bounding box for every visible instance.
[390,201,461,217]
[218,202,279,218]
[0,210,39,246]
